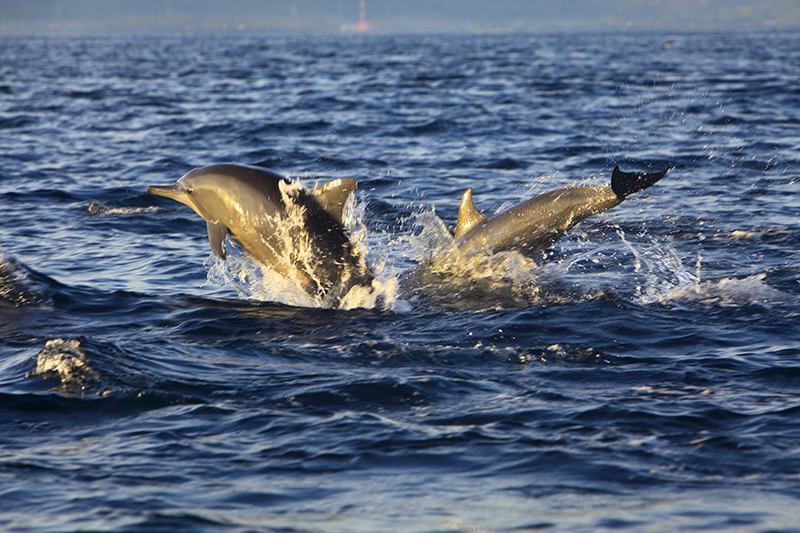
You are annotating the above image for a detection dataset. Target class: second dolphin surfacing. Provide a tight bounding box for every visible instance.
[453,166,669,258]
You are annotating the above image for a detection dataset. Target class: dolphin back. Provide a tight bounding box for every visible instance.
[455,165,669,257]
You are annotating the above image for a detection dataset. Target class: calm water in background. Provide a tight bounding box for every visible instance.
[1,30,799,532]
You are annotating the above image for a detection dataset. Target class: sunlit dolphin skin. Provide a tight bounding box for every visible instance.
[453,166,669,257]
[147,164,373,303]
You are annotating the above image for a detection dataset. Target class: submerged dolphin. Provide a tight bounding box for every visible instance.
[147,164,373,303]
[453,166,669,257]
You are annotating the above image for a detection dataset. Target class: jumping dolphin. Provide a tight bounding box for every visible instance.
[147,164,373,303]
[453,166,669,257]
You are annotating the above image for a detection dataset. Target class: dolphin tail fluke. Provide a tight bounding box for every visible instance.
[611,166,669,199]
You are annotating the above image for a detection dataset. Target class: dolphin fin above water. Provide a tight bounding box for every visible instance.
[454,188,487,241]
[311,178,357,224]
[454,166,669,257]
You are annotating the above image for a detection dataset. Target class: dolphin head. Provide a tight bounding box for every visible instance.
[146,167,225,219]
[147,164,289,222]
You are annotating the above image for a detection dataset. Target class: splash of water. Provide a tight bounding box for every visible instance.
[617,229,785,307]
[403,207,548,306]
[616,228,699,303]
[201,193,786,310]
[28,338,105,395]
[203,184,406,311]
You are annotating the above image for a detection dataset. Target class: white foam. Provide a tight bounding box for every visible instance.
[405,207,547,305]
[204,247,319,308]
[656,273,786,307]
[86,203,161,215]
[203,188,408,311]
[29,338,105,394]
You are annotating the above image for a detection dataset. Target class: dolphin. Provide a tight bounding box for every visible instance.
[147,164,373,303]
[453,166,669,257]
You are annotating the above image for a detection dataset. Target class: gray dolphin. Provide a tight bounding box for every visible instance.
[453,166,669,257]
[147,164,373,303]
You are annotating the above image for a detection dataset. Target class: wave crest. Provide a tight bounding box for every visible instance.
[28,339,105,395]
[0,250,50,308]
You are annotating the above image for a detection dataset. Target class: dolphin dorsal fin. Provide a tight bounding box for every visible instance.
[207,221,228,260]
[454,188,487,241]
[312,178,357,224]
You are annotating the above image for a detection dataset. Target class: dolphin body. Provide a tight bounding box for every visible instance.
[147,164,373,304]
[148,163,666,305]
[452,166,669,258]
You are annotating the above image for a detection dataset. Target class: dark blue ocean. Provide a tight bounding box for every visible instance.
[1,30,799,532]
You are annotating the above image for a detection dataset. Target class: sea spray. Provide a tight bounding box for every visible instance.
[617,229,785,307]
[204,181,406,310]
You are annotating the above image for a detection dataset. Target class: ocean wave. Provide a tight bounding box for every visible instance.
[0,251,51,308]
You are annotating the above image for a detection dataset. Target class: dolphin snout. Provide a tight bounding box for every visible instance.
[147,184,184,199]
[147,184,199,213]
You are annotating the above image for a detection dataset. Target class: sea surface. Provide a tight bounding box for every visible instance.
[1,30,799,532]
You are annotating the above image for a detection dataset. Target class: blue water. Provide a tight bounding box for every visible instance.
[1,31,799,532]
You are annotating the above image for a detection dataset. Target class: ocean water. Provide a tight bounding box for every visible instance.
[1,30,799,532]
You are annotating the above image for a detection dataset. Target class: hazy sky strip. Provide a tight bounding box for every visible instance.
[2,0,799,33]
